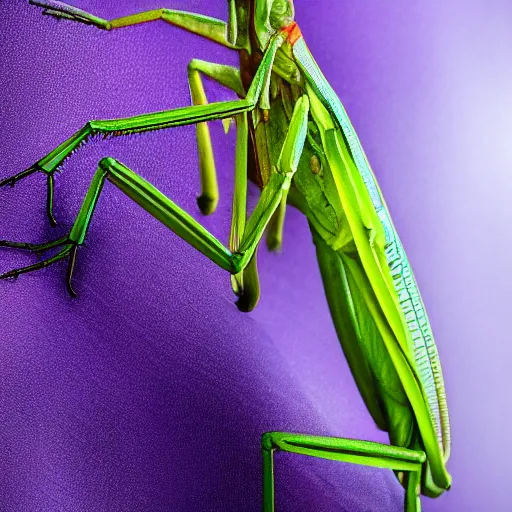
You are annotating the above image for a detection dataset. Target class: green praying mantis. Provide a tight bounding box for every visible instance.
[0,1,451,510]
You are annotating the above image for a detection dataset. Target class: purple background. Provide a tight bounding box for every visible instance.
[1,1,510,510]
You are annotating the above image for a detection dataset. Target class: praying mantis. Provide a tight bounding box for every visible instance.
[0,1,451,510]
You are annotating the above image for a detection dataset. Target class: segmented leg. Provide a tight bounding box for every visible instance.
[228,113,257,311]
[1,94,309,302]
[0,237,78,296]
[266,195,287,252]
[0,236,68,254]
[0,167,38,188]
[0,35,281,226]
[0,156,289,296]
[187,59,244,215]
[2,106,248,227]
[29,1,240,49]
[0,124,89,226]
[261,432,425,512]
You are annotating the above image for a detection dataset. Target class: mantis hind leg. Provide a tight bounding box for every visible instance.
[261,432,424,512]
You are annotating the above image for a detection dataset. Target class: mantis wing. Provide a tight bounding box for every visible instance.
[313,230,416,445]
[293,38,451,495]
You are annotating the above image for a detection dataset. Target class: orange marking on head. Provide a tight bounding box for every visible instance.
[281,22,302,46]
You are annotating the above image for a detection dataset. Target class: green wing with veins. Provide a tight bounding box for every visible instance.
[293,36,451,495]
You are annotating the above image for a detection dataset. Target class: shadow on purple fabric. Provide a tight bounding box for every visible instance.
[2,1,512,511]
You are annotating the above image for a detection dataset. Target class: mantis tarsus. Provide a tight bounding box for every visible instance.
[0,1,451,510]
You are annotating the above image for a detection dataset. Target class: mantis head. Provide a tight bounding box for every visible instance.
[254,0,295,48]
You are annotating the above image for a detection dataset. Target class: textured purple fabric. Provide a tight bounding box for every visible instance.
[1,1,510,511]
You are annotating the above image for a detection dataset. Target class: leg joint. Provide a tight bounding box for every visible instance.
[261,432,275,452]
[98,157,117,172]
[87,120,100,133]
[188,58,204,73]
[230,253,244,275]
